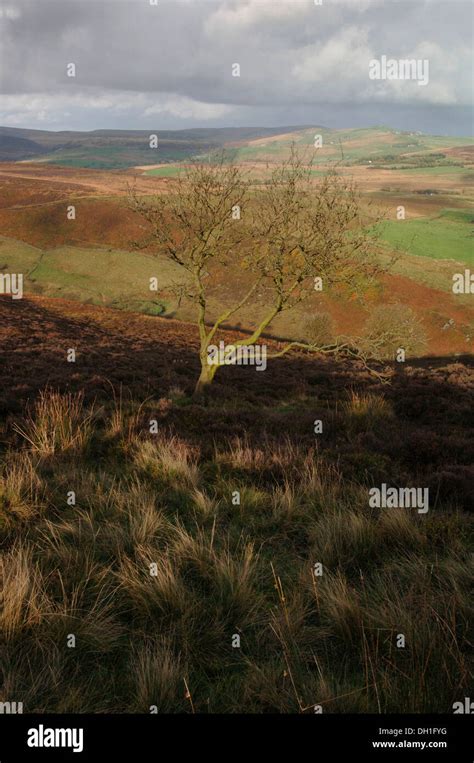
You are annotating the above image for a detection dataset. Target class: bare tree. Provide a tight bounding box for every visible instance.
[129,149,386,396]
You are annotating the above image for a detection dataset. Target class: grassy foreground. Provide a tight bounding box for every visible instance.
[0,382,472,713]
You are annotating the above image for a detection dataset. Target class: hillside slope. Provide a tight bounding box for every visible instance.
[0,294,472,713]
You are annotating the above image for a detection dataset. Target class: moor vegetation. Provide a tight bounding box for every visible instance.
[0,347,472,713]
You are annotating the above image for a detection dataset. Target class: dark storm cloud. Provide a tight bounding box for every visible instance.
[0,0,472,133]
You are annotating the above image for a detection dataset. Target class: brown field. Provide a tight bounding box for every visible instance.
[0,162,167,197]
[0,195,143,249]
[368,192,465,218]
[2,160,472,206]
[235,130,305,147]
[444,145,474,163]
[340,165,474,194]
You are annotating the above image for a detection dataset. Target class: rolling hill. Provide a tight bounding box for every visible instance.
[0,125,312,168]
[1,124,473,171]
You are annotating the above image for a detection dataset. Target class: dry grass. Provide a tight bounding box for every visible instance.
[0,543,48,639]
[130,637,185,712]
[12,390,94,455]
[0,389,471,713]
[0,452,44,525]
[343,390,394,421]
[133,436,200,488]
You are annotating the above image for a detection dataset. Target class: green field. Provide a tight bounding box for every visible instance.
[0,236,188,313]
[35,146,200,170]
[388,166,474,177]
[379,209,474,265]
[145,165,185,177]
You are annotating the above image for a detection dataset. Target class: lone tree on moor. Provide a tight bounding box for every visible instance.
[129,150,384,396]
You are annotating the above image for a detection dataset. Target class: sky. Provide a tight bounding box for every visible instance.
[0,0,472,135]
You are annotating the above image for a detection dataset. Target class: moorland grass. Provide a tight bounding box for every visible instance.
[0,389,471,713]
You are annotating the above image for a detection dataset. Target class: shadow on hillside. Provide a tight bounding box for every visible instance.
[0,296,472,423]
[1,296,472,509]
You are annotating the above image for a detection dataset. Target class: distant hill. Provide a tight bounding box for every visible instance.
[0,124,472,170]
[0,134,49,161]
[207,126,474,167]
[0,125,313,168]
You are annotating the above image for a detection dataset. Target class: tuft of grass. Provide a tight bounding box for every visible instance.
[342,390,394,436]
[0,543,47,639]
[133,436,200,488]
[0,453,44,527]
[129,638,186,713]
[343,390,394,420]
[13,390,94,455]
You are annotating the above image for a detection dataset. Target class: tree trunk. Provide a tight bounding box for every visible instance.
[193,360,217,398]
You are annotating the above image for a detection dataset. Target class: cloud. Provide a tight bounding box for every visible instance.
[292,26,373,86]
[0,0,471,131]
[0,89,235,126]
[205,0,303,34]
